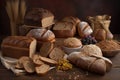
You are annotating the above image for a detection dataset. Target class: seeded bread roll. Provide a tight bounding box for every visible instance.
[24,8,54,28]
[53,21,76,38]
[1,36,37,59]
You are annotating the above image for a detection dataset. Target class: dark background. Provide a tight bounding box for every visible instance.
[0,0,120,36]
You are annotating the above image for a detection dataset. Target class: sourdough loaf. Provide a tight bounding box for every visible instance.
[24,8,54,28]
[26,29,55,42]
[53,21,76,38]
[1,36,36,59]
[26,29,55,51]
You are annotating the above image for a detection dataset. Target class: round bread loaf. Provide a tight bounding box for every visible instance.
[81,44,103,57]
[26,29,55,42]
[63,37,82,48]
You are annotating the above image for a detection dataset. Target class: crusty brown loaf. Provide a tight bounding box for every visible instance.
[19,25,41,36]
[53,21,76,38]
[62,16,80,25]
[1,36,37,59]
[24,8,54,27]
[26,29,55,51]
[26,29,55,42]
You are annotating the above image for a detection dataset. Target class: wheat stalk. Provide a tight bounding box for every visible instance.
[20,0,26,24]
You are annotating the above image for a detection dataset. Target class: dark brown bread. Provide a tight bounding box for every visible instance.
[1,36,37,58]
[24,8,54,27]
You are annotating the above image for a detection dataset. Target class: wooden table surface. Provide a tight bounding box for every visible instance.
[0,35,120,80]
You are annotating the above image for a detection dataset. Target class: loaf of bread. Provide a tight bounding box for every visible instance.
[26,29,55,42]
[62,16,80,26]
[63,37,82,54]
[1,36,37,59]
[67,52,112,75]
[19,25,41,36]
[77,21,93,38]
[26,29,55,51]
[24,8,54,28]
[53,21,76,38]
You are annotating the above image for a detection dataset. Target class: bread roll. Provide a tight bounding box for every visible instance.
[1,36,37,59]
[93,29,106,41]
[24,8,54,28]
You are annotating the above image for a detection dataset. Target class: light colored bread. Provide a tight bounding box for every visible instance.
[77,21,93,38]
[16,56,30,69]
[26,29,55,42]
[40,42,54,57]
[81,44,103,57]
[24,8,54,28]
[49,47,65,61]
[53,21,76,38]
[39,55,58,65]
[32,54,44,66]
[1,36,37,59]
[63,37,82,48]
[35,64,50,75]
[23,60,35,73]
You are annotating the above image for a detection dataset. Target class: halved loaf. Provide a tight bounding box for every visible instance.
[53,21,76,38]
[1,36,36,59]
